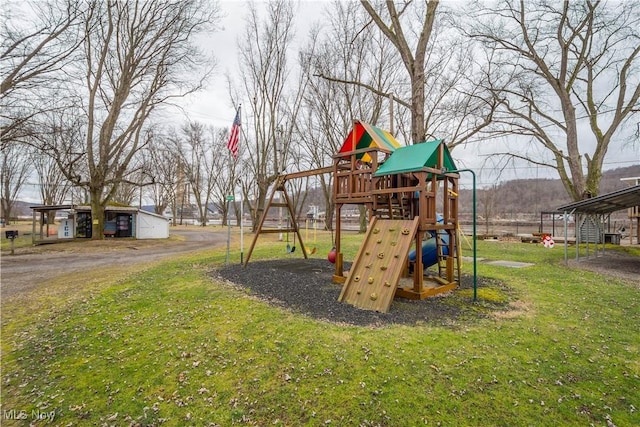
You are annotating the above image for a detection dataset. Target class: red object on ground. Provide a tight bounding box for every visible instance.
[328,248,336,264]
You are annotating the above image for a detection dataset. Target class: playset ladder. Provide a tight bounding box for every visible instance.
[435,231,458,283]
[373,194,412,220]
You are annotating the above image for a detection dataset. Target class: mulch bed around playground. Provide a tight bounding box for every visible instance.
[213,258,502,327]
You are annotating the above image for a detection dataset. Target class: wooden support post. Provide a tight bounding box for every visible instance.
[32,209,37,244]
[334,203,343,281]
[413,230,424,293]
[446,256,454,283]
[443,177,449,222]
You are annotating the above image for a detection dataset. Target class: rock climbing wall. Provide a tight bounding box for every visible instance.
[338,217,419,312]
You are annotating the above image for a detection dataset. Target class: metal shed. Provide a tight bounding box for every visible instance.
[556,185,640,261]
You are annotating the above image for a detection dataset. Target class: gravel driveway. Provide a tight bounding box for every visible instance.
[0,228,228,299]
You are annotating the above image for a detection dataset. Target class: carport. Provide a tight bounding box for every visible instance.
[556,184,640,262]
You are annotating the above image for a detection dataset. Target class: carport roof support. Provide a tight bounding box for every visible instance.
[556,184,640,263]
[556,185,640,215]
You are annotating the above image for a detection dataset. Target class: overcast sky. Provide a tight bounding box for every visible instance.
[16,1,639,201]
[179,1,325,127]
[175,0,638,189]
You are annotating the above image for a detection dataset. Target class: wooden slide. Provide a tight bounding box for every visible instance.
[338,217,419,313]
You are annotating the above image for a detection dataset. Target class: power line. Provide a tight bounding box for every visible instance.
[455,158,638,172]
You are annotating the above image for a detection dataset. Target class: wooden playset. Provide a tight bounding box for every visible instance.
[246,120,462,313]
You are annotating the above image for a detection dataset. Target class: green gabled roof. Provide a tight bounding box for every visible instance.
[373,140,457,177]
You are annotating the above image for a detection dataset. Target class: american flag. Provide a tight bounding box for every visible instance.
[226,106,241,158]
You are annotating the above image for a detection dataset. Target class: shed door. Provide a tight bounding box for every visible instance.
[138,214,153,238]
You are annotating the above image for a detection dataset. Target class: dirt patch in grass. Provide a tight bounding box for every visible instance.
[567,251,640,287]
[214,258,510,327]
[492,299,533,319]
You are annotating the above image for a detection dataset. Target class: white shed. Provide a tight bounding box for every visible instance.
[136,209,170,239]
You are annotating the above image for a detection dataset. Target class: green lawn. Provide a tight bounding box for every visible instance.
[1,233,638,426]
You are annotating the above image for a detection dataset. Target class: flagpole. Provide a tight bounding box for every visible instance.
[225,104,242,265]
[226,144,231,265]
[226,151,231,265]
[240,184,244,265]
[238,104,244,265]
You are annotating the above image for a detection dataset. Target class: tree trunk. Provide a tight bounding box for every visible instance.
[221,202,228,227]
[358,205,368,233]
[234,202,241,227]
[1,200,13,226]
[90,188,105,240]
[252,188,268,233]
[560,95,586,200]
[320,176,333,232]
[411,75,426,144]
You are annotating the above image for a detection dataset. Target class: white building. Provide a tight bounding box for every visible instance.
[30,205,169,243]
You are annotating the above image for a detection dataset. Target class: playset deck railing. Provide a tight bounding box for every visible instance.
[333,147,392,204]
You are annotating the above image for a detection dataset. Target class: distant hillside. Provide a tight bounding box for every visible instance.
[458,165,640,218]
[6,200,34,218]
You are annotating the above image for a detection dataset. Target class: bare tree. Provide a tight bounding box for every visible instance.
[408,7,499,149]
[235,0,306,231]
[111,158,151,207]
[32,149,71,206]
[1,142,31,224]
[467,0,640,200]
[67,0,217,239]
[171,121,219,226]
[357,0,439,144]
[208,125,235,225]
[29,107,84,206]
[145,134,179,218]
[0,0,82,96]
[479,183,499,235]
[299,1,397,231]
[111,183,138,206]
[312,1,496,154]
[0,0,83,145]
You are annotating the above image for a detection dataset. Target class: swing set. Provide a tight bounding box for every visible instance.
[284,218,318,254]
[284,217,296,253]
[244,167,331,265]
[305,217,318,255]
